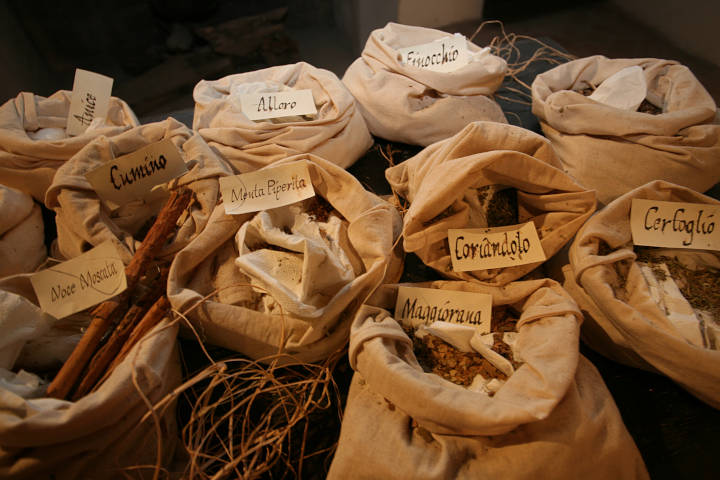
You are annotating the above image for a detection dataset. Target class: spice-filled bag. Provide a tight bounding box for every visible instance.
[45,117,233,264]
[386,121,596,285]
[563,180,720,407]
[0,185,45,277]
[343,22,507,146]
[532,55,720,205]
[0,91,139,203]
[0,274,180,480]
[328,279,647,479]
[168,154,402,362]
[193,62,372,172]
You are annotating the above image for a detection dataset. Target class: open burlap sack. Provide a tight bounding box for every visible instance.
[532,55,720,205]
[168,154,402,362]
[328,279,647,479]
[386,121,597,285]
[342,22,507,146]
[0,274,180,480]
[193,62,372,172]
[0,185,45,277]
[0,91,139,204]
[563,180,720,408]
[45,117,233,264]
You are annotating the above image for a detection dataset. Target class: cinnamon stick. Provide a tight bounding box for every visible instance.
[106,296,171,376]
[71,269,168,400]
[46,188,193,400]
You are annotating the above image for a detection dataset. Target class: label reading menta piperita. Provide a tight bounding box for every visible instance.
[30,241,127,319]
[220,161,315,215]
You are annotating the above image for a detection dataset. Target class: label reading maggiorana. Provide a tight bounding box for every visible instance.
[397,35,469,73]
[630,199,720,250]
[448,222,546,271]
[66,68,114,136]
[240,89,317,121]
[84,138,188,206]
[395,286,492,332]
[30,241,127,319]
[220,161,315,215]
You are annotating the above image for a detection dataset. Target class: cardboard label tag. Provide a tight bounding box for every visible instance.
[84,138,188,206]
[30,241,127,319]
[448,222,546,271]
[630,199,720,250]
[397,35,469,73]
[220,161,315,215]
[395,286,492,332]
[240,89,317,121]
[66,69,114,136]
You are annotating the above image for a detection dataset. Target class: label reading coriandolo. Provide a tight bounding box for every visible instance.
[220,161,315,215]
[66,69,114,136]
[397,35,469,73]
[448,222,546,271]
[395,286,492,332]
[30,241,127,319]
[240,89,317,121]
[630,199,720,250]
[84,138,188,206]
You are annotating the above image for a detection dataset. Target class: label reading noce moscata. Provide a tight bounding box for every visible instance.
[630,198,720,250]
[397,35,469,73]
[220,161,315,215]
[66,68,114,136]
[30,240,127,319]
[448,222,546,271]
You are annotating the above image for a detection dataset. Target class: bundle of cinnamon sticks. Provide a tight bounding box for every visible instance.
[46,188,193,400]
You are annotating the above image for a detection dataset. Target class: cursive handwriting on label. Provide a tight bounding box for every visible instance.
[220,161,316,215]
[631,199,720,250]
[397,35,470,73]
[395,286,492,332]
[30,241,127,319]
[240,89,317,121]
[85,138,187,206]
[448,222,546,271]
[66,69,113,136]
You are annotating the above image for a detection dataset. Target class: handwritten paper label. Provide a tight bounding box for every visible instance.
[448,222,546,272]
[30,241,127,319]
[220,161,315,215]
[395,286,492,332]
[66,69,113,136]
[85,138,187,206]
[240,89,317,121]
[630,199,720,250]
[397,35,469,73]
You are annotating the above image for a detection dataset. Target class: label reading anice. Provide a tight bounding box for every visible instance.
[84,138,188,206]
[397,35,470,73]
[66,69,114,136]
[395,286,492,332]
[30,240,127,319]
[630,198,720,250]
[240,89,317,121]
[220,161,315,215]
[448,222,546,271]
